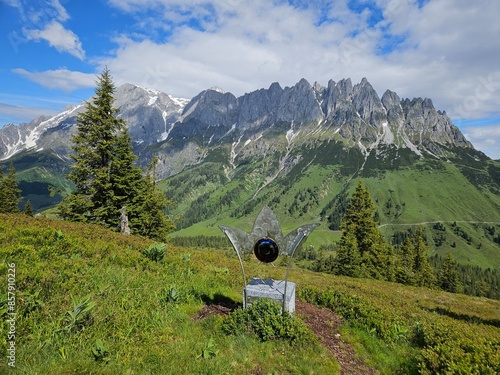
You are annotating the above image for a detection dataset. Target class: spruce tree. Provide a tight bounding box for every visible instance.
[338,181,392,280]
[23,199,34,216]
[394,237,416,285]
[0,162,22,213]
[58,68,174,239]
[333,228,361,277]
[130,156,175,240]
[413,228,437,288]
[0,162,4,209]
[439,250,460,293]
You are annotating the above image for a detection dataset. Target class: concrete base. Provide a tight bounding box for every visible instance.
[244,278,296,314]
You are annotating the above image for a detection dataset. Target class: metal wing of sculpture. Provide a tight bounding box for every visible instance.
[219,225,252,255]
[281,223,321,257]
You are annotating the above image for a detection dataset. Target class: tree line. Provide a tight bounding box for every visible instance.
[314,181,462,294]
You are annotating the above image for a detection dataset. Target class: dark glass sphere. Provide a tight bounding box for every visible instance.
[253,238,279,263]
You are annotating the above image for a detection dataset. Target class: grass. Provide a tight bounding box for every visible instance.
[1,213,499,373]
[0,214,337,374]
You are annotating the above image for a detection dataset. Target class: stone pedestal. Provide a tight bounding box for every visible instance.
[244,278,296,314]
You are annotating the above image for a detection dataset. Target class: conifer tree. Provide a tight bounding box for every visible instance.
[333,228,361,277]
[0,162,22,213]
[130,156,175,240]
[413,227,437,288]
[0,162,4,209]
[394,237,416,285]
[336,181,392,280]
[58,68,174,239]
[23,199,34,216]
[439,250,460,293]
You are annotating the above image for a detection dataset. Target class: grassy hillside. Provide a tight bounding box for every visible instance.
[8,149,73,212]
[163,144,500,269]
[1,214,499,374]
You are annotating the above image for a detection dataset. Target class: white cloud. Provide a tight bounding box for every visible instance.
[463,123,500,160]
[0,102,57,124]
[99,0,499,123]
[24,20,85,60]
[12,68,96,92]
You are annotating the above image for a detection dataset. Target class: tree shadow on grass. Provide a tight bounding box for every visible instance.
[423,307,500,328]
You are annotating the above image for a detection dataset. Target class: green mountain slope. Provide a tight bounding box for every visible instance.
[163,139,500,268]
[1,214,499,374]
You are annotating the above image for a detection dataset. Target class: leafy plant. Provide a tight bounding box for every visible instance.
[54,229,64,241]
[222,298,316,346]
[142,242,167,262]
[164,286,180,304]
[60,294,96,333]
[196,337,219,359]
[92,339,111,364]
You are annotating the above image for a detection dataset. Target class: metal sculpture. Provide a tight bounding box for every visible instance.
[219,206,319,313]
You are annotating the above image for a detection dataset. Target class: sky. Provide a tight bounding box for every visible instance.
[1,0,499,159]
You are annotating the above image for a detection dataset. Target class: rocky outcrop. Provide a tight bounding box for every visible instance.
[0,77,475,172]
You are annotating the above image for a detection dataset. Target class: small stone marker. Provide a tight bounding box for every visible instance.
[245,278,296,314]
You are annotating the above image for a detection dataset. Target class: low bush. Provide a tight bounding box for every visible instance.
[222,298,316,346]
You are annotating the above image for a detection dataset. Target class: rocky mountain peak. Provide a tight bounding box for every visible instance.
[0,77,478,173]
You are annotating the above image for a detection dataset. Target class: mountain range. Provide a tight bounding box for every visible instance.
[1,77,499,268]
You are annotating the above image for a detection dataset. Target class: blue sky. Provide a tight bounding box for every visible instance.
[1,0,499,159]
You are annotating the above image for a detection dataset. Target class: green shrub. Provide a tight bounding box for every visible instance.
[221,298,316,346]
[142,243,167,262]
[92,339,111,364]
[59,294,96,334]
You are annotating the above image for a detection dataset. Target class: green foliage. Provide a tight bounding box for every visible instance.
[299,282,500,375]
[412,228,437,288]
[59,294,96,334]
[333,181,393,280]
[58,68,174,239]
[92,339,111,364]
[0,162,22,213]
[23,199,34,216]
[196,337,219,359]
[333,229,361,277]
[438,250,461,293]
[142,242,167,262]
[0,214,339,374]
[222,299,316,346]
[163,285,180,304]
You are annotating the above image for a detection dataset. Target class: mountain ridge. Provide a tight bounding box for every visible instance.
[1,77,499,271]
[1,77,475,170]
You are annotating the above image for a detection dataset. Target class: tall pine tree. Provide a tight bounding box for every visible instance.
[334,181,393,280]
[413,227,437,288]
[0,162,22,214]
[394,237,416,285]
[333,229,361,277]
[439,250,461,293]
[58,68,174,238]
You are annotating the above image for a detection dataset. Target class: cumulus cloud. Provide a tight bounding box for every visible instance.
[97,0,500,124]
[463,124,500,160]
[12,68,95,92]
[24,21,85,60]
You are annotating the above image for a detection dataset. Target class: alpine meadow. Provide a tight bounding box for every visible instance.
[1,68,500,374]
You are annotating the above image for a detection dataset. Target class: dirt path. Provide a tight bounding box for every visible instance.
[295,300,377,375]
[195,300,377,374]
[378,220,500,228]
